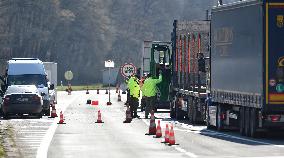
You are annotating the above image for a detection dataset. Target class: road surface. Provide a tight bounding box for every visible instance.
[2,90,284,158]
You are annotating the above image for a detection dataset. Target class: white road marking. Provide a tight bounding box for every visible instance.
[36,94,81,158]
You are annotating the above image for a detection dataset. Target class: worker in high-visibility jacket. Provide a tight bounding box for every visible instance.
[126,75,136,106]
[141,72,162,118]
[127,75,140,118]
[131,80,140,118]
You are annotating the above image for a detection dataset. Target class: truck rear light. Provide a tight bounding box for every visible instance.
[270,115,281,122]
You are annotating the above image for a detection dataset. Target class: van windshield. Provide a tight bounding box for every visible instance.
[7,74,47,87]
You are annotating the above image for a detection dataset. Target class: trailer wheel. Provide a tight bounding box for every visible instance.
[249,108,257,138]
[188,97,193,123]
[217,104,223,131]
[244,107,250,137]
[239,106,245,136]
[192,98,198,124]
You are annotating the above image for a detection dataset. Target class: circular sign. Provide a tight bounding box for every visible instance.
[276,84,284,93]
[120,63,136,77]
[64,71,73,80]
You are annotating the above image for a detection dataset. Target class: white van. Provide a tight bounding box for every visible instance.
[3,58,51,116]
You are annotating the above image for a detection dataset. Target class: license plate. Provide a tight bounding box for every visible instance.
[17,98,29,102]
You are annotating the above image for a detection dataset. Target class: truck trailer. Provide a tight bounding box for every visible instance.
[170,20,210,123]
[207,0,284,137]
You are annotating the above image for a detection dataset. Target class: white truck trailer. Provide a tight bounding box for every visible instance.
[43,62,57,104]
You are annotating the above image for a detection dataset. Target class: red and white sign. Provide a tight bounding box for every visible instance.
[121,63,136,77]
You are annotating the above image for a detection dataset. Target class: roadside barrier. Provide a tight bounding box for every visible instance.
[123,106,132,123]
[58,111,65,124]
[96,110,104,123]
[155,120,162,138]
[146,110,156,135]
[91,100,99,106]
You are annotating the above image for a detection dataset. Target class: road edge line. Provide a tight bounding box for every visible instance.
[36,94,80,158]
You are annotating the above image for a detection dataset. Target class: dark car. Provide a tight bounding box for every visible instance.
[2,85,43,119]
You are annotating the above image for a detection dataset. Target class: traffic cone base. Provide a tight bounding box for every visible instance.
[107,102,112,105]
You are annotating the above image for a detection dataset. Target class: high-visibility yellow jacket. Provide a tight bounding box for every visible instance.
[141,74,162,97]
[132,83,140,99]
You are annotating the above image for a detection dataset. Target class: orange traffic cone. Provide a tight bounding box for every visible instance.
[50,104,58,118]
[116,84,119,93]
[146,110,156,135]
[168,124,176,145]
[58,111,65,124]
[123,106,132,123]
[96,110,104,123]
[155,120,162,138]
[118,92,121,102]
[164,124,169,143]
[97,89,99,94]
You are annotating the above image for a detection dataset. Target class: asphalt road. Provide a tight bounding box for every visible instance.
[3,90,284,158]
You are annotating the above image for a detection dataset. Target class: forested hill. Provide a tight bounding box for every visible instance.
[0,0,235,84]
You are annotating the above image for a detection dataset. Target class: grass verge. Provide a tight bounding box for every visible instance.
[57,84,104,91]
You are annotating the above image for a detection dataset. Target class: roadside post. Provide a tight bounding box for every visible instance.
[105,60,115,105]
[64,70,73,95]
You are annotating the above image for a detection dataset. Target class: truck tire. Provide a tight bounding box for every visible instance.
[244,107,250,137]
[249,107,257,138]
[192,98,198,124]
[239,106,245,136]
[217,104,223,131]
[188,97,193,123]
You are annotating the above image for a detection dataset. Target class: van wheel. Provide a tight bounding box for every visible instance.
[44,107,50,116]
[37,113,42,119]
[239,107,245,136]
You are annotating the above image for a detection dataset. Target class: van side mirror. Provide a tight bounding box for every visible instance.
[50,84,54,90]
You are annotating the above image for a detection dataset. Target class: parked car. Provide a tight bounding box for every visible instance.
[2,85,43,119]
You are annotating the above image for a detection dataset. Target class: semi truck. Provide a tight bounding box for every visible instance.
[206,0,284,137]
[170,20,210,122]
[43,62,57,104]
[141,41,172,109]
